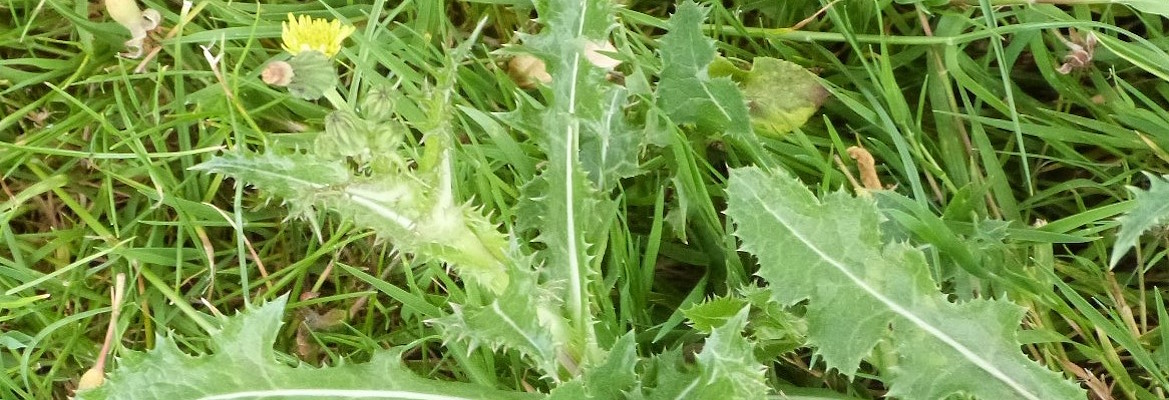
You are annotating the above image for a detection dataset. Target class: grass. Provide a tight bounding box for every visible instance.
[3,0,1169,398]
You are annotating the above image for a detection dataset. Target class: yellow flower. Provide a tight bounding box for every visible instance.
[281,13,355,58]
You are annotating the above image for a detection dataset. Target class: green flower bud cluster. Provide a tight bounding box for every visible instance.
[360,85,398,123]
[314,86,408,171]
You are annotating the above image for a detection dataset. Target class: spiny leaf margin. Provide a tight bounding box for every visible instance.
[656,0,753,139]
[76,296,536,400]
[725,166,1084,400]
[1110,172,1169,268]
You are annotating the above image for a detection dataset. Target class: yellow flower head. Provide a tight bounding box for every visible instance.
[281,13,355,58]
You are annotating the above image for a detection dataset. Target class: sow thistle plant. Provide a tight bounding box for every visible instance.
[78,3,1090,400]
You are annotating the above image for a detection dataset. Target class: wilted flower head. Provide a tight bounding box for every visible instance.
[281,13,355,58]
[261,61,295,86]
[105,0,161,58]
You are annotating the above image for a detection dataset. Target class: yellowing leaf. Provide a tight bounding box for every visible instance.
[709,57,828,137]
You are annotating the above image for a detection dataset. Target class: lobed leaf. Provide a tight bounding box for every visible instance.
[725,166,1085,400]
[546,334,639,399]
[682,296,748,333]
[691,307,769,400]
[431,265,568,379]
[1110,173,1169,268]
[636,349,697,400]
[636,307,767,400]
[656,1,752,139]
[516,0,626,359]
[76,297,536,400]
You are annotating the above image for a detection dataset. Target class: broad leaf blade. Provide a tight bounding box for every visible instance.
[77,297,536,400]
[1110,173,1169,268]
[726,167,1084,400]
[657,1,752,139]
[709,57,828,137]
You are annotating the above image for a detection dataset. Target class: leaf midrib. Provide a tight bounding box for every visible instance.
[740,180,1040,400]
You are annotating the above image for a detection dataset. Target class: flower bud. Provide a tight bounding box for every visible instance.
[285,51,338,100]
[319,110,369,159]
[360,85,397,122]
[367,120,405,152]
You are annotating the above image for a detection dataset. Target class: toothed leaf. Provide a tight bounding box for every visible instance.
[726,166,1085,400]
[432,267,567,378]
[579,89,641,191]
[692,307,769,400]
[682,296,749,334]
[657,1,752,139]
[1110,173,1169,268]
[76,297,535,400]
[548,333,639,399]
[516,0,623,359]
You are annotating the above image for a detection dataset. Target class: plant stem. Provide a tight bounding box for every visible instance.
[322,87,349,111]
[701,20,1123,45]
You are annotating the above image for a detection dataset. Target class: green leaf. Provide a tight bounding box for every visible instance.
[518,0,623,359]
[692,307,769,400]
[637,307,769,400]
[193,152,509,293]
[580,333,639,398]
[192,152,349,209]
[580,89,641,191]
[657,1,752,139]
[725,167,1085,400]
[709,57,827,137]
[1110,173,1169,268]
[431,264,568,379]
[77,297,536,400]
[547,333,639,399]
[737,286,807,360]
[1120,0,1169,17]
[682,296,748,333]
[637,349,698,400]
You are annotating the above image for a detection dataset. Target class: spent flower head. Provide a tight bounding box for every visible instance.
[281,13,355,58]
[105,0,161,58]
